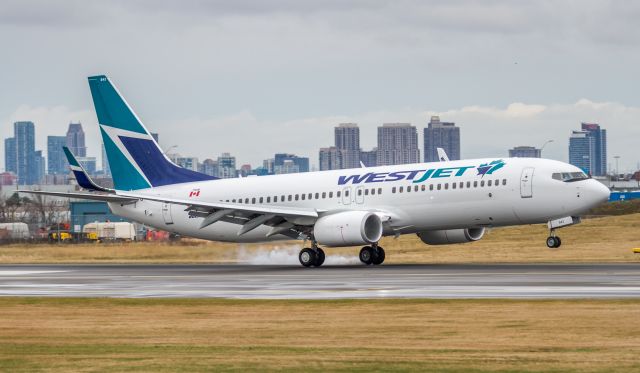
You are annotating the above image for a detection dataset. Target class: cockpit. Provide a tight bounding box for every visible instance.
[551,171,590,182]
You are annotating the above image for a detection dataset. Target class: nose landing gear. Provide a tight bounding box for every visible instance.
[546,233,562,248]
[359,244,385,265]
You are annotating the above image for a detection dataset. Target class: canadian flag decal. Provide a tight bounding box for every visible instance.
[189,189,200,198]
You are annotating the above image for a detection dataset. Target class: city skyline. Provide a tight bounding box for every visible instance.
[0,2,639,172]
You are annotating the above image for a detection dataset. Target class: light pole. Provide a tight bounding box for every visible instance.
[539,139,554,157]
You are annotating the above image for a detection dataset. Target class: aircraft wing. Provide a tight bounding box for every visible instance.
[19,190,137,203]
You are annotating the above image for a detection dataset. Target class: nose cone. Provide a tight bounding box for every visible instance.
[589,180,611,206]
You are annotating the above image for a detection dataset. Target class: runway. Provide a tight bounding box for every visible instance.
[0,263,639,299]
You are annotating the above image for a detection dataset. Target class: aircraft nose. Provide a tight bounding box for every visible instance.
[590,179,610,204]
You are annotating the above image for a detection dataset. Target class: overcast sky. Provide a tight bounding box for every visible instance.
[1,0,639,172]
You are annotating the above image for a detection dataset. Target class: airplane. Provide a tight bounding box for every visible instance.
[22,75,611,267]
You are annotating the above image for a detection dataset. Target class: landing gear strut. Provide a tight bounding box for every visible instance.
[299,239,325,267]
[359,244,385,265]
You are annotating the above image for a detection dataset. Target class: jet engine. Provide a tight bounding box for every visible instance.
[314,211,383,247]
[417,228,485,245]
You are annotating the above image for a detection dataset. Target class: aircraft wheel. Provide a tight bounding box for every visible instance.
[299,248,316,267]
[314,248,326,267]
[553,236,562,248]
[546,236,561,248]
[359,246,373,265]
[372,246,385,265]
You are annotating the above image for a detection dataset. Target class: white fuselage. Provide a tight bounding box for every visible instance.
[109,157,610,244]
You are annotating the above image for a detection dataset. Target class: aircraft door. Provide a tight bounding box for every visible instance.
[342,187,352,205]
[355,186,365,204]
[162,202,174,224]
[520,167,534,198]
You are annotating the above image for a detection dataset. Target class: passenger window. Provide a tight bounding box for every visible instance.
[429,184,434,191]
[452,183,457,189]
[245,198,249,204]
[337,191,341,197]
[459,182,463,189]
[437,184,441,190]
[502,179,507,186]
[288,195,292,201]
[494,179,499,187]
[308,193,312,199]
[232,199,236,203]
[480,180,485,187]
[329,192,333,198]
[467,181,471,188]
[322,192,326,199]
[315,193,319,199]
[301,194,306,200]
[266,197,270,203]
[488,180,492,187]
[364,189,369,196]
[445,183,449,190]
[295,194,299,201]
[358,189,363,196]
[378,188,382,194]
[421,185,425,191]
[407,186,411,193]
[399,186,404,193]
[259,197,264,203]
[392,187,396,193]
[252,198,256,204]
[370,188,375,195]
[473,181,478,188]
[345,190,349,197]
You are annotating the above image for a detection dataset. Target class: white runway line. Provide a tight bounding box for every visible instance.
[0,270,68,276]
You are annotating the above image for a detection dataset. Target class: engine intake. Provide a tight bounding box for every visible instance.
[314,211,383,247]
[417,228,485,245]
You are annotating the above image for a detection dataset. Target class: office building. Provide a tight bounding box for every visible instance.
[319,146,341,171]
[76,156,97,175]
[376,123,420,166]
[509,146,541,158]
[34,150,45,184]
[66,122,86,157]
[101,143,111,176]
[4,137,16,174]
[263,158,275,174]
[14,121,37,185]
[579,122,607,176]
[569,131,596,175]
[200,159,218,177]
[47,136,68,175]
[335,123,361,169]
[424,116,460,162]
[175,157,198,171]
[217,152,237,178]
[360,148,377,167]
[274,153,309,173]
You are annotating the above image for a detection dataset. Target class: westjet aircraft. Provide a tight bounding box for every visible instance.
[23,75,611,267]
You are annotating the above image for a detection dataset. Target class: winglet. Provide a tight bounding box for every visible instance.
[436,148,450,162]
[63,146,114,193]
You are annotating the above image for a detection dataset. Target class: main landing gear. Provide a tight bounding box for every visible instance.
[359,244,385,265]
[299,241,325,268]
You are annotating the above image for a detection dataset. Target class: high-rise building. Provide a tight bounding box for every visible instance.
[200,159,218,177]
[274,153,309,173]
[509,146,541,158]
[14,121,37,185]
[424,116,460,162]
[319,146,341,171]
[263,158,275,174]
[217,153,237,178]
[569,131,596,175]
[335,123,360,169]
[76,156,97,175]
[34,150,45,184]
[579,123,607,176]
[4,137,16,174]
[376,123,420,166]
[176,157,198,171]
[66,122,86,157]
[360,148,377,167]
[47,136,68,175]
[101,143,111,176]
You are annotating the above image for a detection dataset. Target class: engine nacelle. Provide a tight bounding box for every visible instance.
[417,228,485,245]
[314,211,383,247]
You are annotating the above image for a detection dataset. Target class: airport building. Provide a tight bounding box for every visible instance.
[424,116,460,162]
[376,123,420,166]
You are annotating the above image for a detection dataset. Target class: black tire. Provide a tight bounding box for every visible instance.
[554,236,562,248]
[546,236,556,248]
[372,246,386,265]
[359,246,373,265]
[299,248,316,267]
[314,248,326,267]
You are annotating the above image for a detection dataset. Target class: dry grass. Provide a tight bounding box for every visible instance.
[0,297,638,372]
[0,213,639,264]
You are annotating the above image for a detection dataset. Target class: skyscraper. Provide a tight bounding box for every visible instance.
[319,147,341,171]
[424,116,460,162]
[569,131,596,175]
[4,137,16,174]
[509,146,541,158]
[14,121,37,185]
[376,123,420,166]
[274,153,309,173]
[66,122,86,157]
[47,136,68,175]
[579,123,607,176]
[335,123,360,169]
[217,153,237,178]
[360,148,377,167]
[34,150,45,184]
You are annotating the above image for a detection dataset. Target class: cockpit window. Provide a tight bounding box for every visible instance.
[552,172,589,182]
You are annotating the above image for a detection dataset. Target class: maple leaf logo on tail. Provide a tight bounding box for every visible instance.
[477,160,506,177]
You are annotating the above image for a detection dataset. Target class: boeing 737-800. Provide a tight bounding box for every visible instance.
[23,75,611,267]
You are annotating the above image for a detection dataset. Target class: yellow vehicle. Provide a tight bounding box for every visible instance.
[49,232,73,242]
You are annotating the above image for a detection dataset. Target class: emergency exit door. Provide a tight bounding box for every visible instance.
[520,167,534,198]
